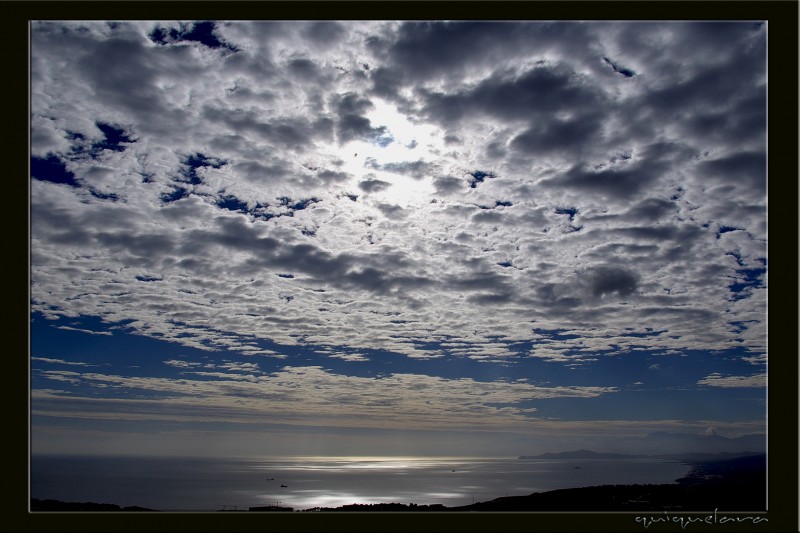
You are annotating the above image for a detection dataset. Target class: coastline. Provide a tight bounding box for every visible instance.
[31,453,765,513]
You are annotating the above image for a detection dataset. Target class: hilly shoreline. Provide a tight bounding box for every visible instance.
[31,453,765,513]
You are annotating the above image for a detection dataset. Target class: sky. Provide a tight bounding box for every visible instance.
[29,20,767,459]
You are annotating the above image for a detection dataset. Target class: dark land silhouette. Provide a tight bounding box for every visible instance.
[31,453,765,513]
[303,453,766,513]
[30,499,156,512]
[446,453,766,512]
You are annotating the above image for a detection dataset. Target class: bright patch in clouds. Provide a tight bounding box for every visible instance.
[336,99,443,206]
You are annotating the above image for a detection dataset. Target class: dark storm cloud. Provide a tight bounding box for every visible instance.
[419,64,605,126]
[583,198,678,227]
[445,271,514,297]
[543,141,697,200]
[178,215,279,255]
[385,22,517,79]
[224,84,278,105]
[376,203,407,220]
[699,151,766,193]
[379,21,597,86]
[335,111,389,146]
[645,60,758,115]
[365,159,438,180]
[624,198,677,222]
[550,164,649,200]
[530,282,582,312]
[669,21,764,50]
[471,210,504,225]
[509,113,604,157]
[94,231,177,260]
[343,267,432,295]
[65,32,195,127]
[287,58,322,80]
[433,176,465,195]
[256,241,433,296]
[584,266,639,299]
[365,66,405,100]
[301,21,346,46]
[337,114,373,138]
[358,178,391,193]
[617,24,765,145]
[613,224,702,244]
[231,160,293,184]
[155,211,433,297]
[202,106,332,149]
[610,21,763,80]
[679,92,765,146]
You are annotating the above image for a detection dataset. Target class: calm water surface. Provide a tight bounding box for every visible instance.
[31,455,692,511]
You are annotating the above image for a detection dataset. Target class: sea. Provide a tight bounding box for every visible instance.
[30,455,692,511]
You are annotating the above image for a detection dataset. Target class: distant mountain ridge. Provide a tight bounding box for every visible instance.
[519,450,763,462]
[520,449,643,460]
[603,431,766,455]
[523,431,766,458]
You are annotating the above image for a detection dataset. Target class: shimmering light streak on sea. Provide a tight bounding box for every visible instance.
[30,455,692,511]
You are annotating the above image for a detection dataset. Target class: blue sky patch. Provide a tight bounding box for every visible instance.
[31,154,79,187]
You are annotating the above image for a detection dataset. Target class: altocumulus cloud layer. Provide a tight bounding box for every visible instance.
[30,21,766,451]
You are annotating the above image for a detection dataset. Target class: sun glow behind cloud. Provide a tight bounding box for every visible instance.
[335,99,443,206]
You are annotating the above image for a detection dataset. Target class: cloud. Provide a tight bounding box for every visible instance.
[219,361,260,372]
[164,359,202,368]
[419,64,604,129]
[32,357,96,366]
[696,373,766,388]
[432,176,466,195]
[509,114,604,157]
[366,158,439,180]
[30,20,766,373]
[584,266,639,299]
[33,366,618,431]
[358,178,392,193]
[329,352,369,362]
[55,325,113,336]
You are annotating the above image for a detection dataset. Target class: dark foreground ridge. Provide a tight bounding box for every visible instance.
[31,499,156,512]
[447,454,766,513]
[301,454,765,512]
[31,454,765,513]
